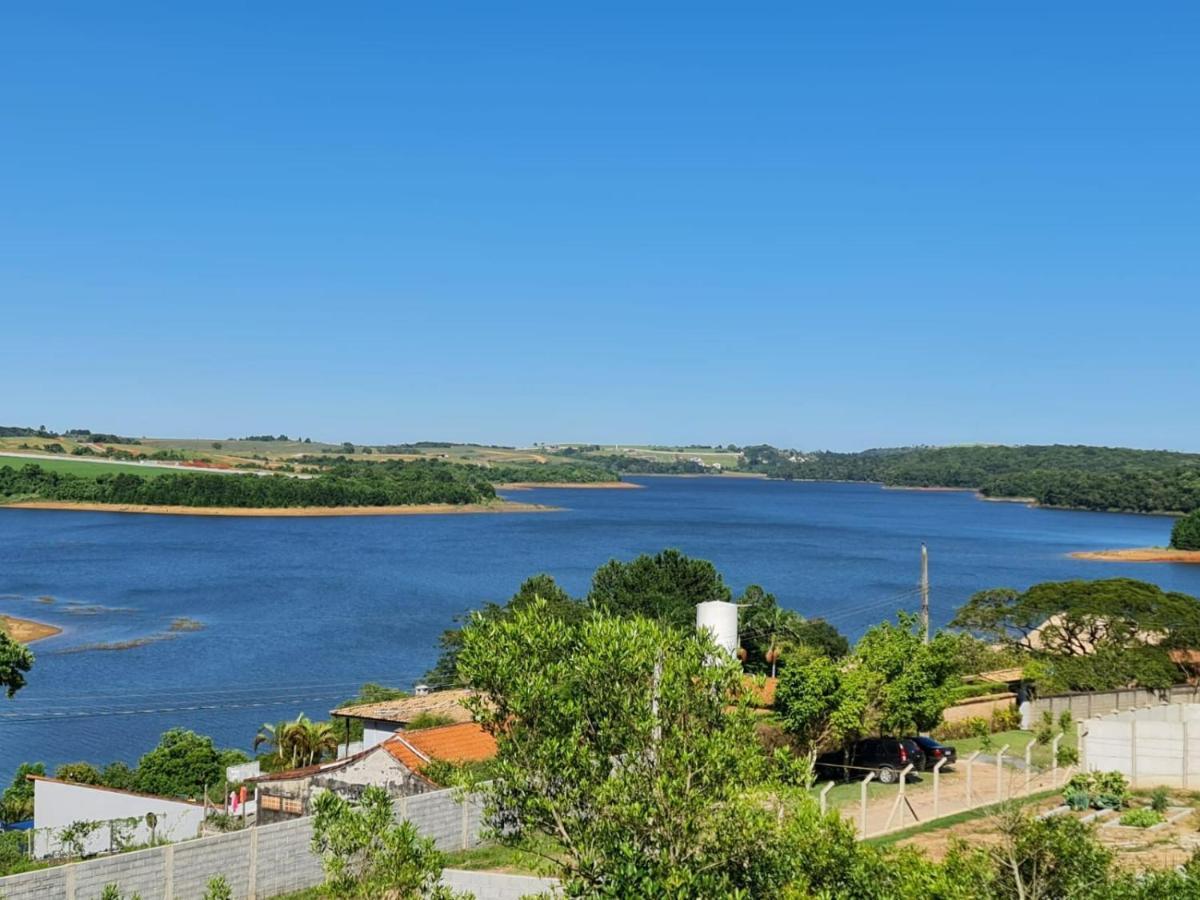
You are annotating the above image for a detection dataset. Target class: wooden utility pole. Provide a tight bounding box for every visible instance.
[920,543,930,644]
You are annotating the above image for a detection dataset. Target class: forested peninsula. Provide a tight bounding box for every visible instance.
[737,444,1200,516]
[0,459,566,513]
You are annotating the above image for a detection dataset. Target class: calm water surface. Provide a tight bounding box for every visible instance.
[2,476,1198,773]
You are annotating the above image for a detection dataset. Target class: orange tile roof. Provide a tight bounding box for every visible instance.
[382,722,497,773]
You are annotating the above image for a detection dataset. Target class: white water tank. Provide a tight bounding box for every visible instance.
[696,601,739,656]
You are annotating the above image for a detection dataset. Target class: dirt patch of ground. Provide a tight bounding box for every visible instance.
[0,500,558,517]
[0,615,62,643]
[1071,548,1200,564]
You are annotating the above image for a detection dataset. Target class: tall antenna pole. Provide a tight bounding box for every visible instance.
[920,542,930,644]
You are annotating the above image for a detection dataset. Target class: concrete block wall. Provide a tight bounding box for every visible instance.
[1082,704,1200,788]
[1033,684,1200,722]
[0,786,482,899]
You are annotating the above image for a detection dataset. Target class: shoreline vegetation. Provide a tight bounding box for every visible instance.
[0,499,556,517]
[1071,548,1200,564]
[0,615,61,643]
[496,481,641,490]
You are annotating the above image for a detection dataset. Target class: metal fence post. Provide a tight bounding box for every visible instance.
[883,764,915,833]
[819,781,835,815]
[995,745,1010,801]
[932,757,947,819]
[859,772,876,836]
[965,750,981,807]
[1051,732,1063,785]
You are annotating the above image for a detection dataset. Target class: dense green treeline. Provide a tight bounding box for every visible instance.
[1174,511,1200,550]
[748,444,1200,513]
[0,460,496,508]
[295,455,619,484]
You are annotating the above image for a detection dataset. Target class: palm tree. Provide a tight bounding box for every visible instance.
[290,718,339,766]
[254,713,307,767]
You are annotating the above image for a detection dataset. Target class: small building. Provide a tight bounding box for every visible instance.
[251,722,497,825]
[29,776,206,859]
[331,688,476,749]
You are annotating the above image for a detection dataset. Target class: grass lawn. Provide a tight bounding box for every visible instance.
[951,727,1077,771]
[810,774,913,809]
[442,839,560,876]
[0,454,172,478]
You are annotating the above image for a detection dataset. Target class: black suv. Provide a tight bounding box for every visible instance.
[816,738,926,784]
[908,735,957,770]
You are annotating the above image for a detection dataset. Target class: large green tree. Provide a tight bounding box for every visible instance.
[427,573,585,684]
[586,548,730,628]
[952,578,1200,692]
[776,614,960,757]
[0,634,33,698]
[133,729,246,799]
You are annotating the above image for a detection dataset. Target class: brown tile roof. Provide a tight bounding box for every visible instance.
[331,689,476,725]
[382,722,497,773]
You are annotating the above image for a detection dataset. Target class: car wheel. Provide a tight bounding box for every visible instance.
[877,765,897,784]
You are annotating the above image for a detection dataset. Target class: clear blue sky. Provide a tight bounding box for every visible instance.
[3,4,1197,450]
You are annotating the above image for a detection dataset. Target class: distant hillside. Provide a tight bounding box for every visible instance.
[742,444,1200,514]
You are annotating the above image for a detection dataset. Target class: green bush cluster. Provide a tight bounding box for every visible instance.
[1063,771,1130,811]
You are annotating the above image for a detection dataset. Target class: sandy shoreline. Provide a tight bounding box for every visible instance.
[0,499,558,518]
[496,481,641,490]
[1,615,61,643]
[1071,548,1200,564]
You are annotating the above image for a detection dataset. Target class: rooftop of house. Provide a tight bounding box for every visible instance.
[331,688,476,725]
[383,722,498,774]
[249,721,498,786]
[27,775,206,807]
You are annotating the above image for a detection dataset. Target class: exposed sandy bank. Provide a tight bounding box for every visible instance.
[1,615,61,643]
[1071,548,1200,564]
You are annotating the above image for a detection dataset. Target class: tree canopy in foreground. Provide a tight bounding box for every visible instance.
[455,600,1200,898]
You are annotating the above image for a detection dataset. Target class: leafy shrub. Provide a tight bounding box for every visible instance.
[404,712,456,731]
[1058,710,1075,734]
[203,875,233,900]
[1064,771,1129,811]
[1120,808,1164,828]
[991,706,1021,732]
[1035,711,1055,746]
[1094,771,1130,808]
[1064,787,1091,811]
[1150,786,1170,813]
[1056,745,1079,767]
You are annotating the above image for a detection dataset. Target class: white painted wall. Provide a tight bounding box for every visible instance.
[32,779,205,859]
[363,720,398,749]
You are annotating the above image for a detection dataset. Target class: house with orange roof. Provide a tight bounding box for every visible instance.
[249,721,497,824]
[331,688,476,749]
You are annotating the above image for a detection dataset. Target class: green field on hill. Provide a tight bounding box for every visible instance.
[0,455,174,479]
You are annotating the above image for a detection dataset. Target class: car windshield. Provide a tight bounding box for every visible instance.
[912,736,937,749]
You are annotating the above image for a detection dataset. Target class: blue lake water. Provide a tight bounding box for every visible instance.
[1,475,1198,774]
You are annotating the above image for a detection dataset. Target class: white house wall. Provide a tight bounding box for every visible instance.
[32,779,205,859]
